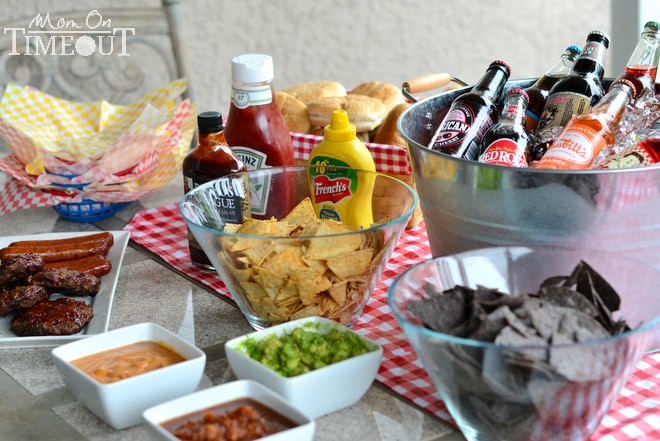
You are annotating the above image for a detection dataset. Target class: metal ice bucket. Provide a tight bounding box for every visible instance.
[398,78,660,267]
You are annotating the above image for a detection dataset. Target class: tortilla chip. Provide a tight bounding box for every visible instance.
[326,248,375,278]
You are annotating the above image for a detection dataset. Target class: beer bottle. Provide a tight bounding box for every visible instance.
[614,20,660,104]
[532,31,610,160]
[478,88,531,167]
[533,79,636,170]
[428,60,511,160]
[183,111,248,269]
[524,45,582,132]
[224,54,296,219]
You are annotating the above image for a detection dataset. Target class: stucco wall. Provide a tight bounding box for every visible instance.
[2,0,617,114]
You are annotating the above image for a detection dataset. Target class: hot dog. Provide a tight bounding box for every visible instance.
[45,254,112,278]
[8,232,114,249]
[0,239,112,263]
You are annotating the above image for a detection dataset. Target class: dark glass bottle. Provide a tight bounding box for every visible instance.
[524,45,581,132]
[532,31,610,160]
[614,20,660,103]
[428,60,511,160]
[478,88,531,167]
[183,111,248,269]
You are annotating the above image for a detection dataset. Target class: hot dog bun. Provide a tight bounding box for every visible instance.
[373,102,411,147]
[307,95,387,132]
[276,91,311,134]
[350,81,406,114]
[283,81,347,105]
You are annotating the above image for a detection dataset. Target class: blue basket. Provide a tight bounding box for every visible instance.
[53,200,130,222]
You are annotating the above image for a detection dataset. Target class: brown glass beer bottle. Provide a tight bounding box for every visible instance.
[524,45,582,132]
[533,79,636,170]
[183,111,248,269]
[478,88,531,167]
[532,31,610,160]
[428,60,511,160]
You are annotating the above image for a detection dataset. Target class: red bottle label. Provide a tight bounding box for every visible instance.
[430,103,475,150]
[479,138,527,167]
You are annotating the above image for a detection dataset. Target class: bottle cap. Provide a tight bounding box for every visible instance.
[586,30,610,48]
[507,88,529,102]
[324,110,357,142]
[644,21,660,31]
[231,54,274,83]
[566,45,582,55]
[197,111,224,134]
[491,60,511,76]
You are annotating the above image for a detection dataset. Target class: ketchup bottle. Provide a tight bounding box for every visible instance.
[224,54,296,219]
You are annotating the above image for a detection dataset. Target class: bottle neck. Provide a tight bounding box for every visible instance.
[500,93,528,125]
[472,65,510,101]
[627,29,660,68]
[230,79,275,109]
[590,83,634,126]
[572,40,607,77]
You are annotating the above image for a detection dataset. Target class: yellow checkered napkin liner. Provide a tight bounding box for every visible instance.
[0,79,195,203]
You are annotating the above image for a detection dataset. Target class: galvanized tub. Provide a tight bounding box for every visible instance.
[398,78,660,267]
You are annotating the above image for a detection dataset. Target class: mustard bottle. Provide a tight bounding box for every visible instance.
[308,109,376,229]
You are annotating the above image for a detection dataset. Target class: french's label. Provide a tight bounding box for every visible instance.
[308,156,357,222]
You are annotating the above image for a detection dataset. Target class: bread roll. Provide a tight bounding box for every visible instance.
[283,81,347,105]
[276,91,311,133]
[350,81,405,114]
[307,95,387,132]
[373,102,411,147]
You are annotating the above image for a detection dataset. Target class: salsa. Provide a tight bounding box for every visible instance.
[71,340,186,384]
[161,398,297,441]
[236,323,373,377]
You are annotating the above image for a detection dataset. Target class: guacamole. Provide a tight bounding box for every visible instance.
[236,322,373,377]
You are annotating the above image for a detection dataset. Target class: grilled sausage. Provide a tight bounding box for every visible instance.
[45,254,112,278]
[8,232,114,249]
[0,240,112,263]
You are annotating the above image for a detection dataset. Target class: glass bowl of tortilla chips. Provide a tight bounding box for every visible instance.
[180,165,418,330]
[388,246,660,441]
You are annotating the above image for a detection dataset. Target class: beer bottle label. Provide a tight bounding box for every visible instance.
[429,102,493,158]
[580,41,607,64]
[535,124,606,169]
[479,138,527,167]
[538,92,591,130]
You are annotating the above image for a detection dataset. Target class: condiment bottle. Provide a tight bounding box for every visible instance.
[308,109,376,229]
[524,45,582,132]
[533,79,636,170]
[428,60,511,160]
[478,88,531,167]
[224,54,296,219]
[613,20,660,104]
[183,111,248,269]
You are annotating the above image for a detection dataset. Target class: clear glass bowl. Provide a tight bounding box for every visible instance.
[388,246,660,441]
[181,165,417,330]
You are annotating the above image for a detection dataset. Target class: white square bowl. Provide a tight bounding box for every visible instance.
[51,322,206,429]
[225,316,383,418]
[142,379,315,441]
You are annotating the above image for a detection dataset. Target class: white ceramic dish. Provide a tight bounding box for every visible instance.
[143,379,315,441]
[0,230,129,348]
[225,316,383,418]
[51,322,206,430]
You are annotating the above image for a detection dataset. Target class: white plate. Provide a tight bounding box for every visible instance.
[0,230,129,348]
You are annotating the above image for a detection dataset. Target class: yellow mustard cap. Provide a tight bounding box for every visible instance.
[324,109,357,142]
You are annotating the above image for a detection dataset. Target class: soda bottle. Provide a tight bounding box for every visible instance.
[183,111,248,269]
[478,88,531,167]
[524,45,582,132]
[428,60,511,160]
[533,79,636,170]
[533,31,610,160]
[595,134,660,169]
[224,54,296,219]
[614,20,660,104]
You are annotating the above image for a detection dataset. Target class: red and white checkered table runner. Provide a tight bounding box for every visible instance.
[124,204,660,440]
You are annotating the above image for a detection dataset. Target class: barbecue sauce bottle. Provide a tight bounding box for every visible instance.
[224,54,296,219]
[183,111,248,269]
